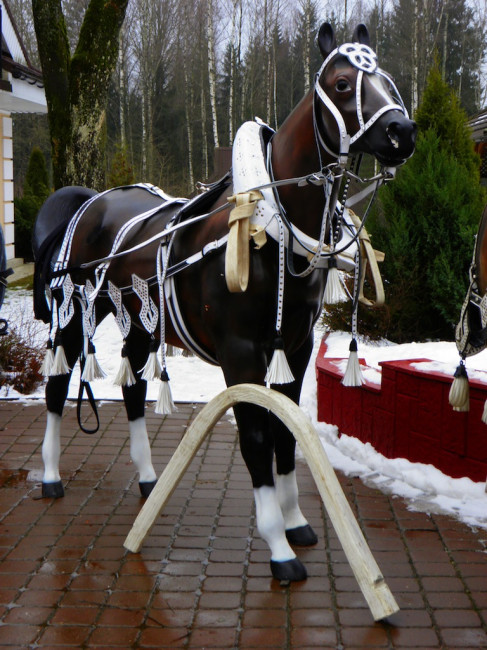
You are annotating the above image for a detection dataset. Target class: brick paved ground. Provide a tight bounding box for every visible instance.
[0,399,486,649]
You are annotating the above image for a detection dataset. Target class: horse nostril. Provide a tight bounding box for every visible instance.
[386,122,402,149]
[387,120,417,149]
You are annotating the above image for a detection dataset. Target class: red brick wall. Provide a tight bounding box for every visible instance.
[316,339,487,482]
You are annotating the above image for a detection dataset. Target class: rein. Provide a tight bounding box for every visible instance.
[51,163,392,277]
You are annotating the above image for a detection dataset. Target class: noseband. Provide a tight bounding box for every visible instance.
[314,42,409,163]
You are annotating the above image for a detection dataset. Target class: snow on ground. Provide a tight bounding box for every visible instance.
[2,289,487,531]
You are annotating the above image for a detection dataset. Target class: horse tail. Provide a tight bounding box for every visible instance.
[33,186,97,323]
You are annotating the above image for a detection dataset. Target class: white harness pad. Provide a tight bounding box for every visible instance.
[232,120,358,272]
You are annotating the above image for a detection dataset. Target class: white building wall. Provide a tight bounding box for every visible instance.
[0,112,14,260]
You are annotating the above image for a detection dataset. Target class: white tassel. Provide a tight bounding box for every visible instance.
[155,369,177,414]
[449,360,469,412]
[81,341,106,382]
[140,340,162,381]
[114,343,136,387]
[40,340,55,377]
[482,400,487,425]
[342,338,364,387]
[324,260,348,305]
[265,337,295,385]
[51,340,70,375]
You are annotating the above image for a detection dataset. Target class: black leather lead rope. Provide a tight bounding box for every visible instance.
[76,380,100,434]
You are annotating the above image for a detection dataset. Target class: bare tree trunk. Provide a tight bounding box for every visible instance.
[201,85,209,180]
[411,0,419,113]
[303,0,311,94]
[184,63,194,189]
[228,0,240,144]
[119,40,126,149]
[441,7,448,79]
[272,41,278,129]
[207,0,219,149]
[141,91,147,178]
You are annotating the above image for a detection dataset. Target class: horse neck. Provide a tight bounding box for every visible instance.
[270,91,338,239]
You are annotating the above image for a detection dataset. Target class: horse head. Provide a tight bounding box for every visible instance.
[315,23,417,168]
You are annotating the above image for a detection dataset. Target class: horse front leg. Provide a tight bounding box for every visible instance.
[271,334,318,547]
[220,341,307,582]
[121,330,157,497]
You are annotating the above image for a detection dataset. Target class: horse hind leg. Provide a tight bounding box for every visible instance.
[42,316,84,498]
[121,331,157,497]
[127,409,157,497]
[42,410,64,498]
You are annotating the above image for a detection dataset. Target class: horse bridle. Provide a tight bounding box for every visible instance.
[313,42,409,164]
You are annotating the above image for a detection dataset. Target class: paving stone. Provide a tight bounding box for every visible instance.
[0,400,486,648]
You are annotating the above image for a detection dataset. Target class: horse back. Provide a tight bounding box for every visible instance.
[33,186,97,322]
[33,186,97,261]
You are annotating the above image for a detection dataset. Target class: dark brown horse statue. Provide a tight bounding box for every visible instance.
[33,23,416,582]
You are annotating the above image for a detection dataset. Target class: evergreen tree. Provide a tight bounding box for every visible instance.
[367,61,486,342]
[14,147,50,261]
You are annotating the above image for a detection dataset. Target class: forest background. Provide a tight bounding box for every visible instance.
[8,0,487,197]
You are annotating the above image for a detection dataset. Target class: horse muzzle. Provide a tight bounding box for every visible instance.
[370,111,417,167]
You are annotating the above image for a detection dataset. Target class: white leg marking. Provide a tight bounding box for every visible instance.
[42,412,62,484]
[254,486,296,562]
[276,470,308,530]
[129,417,157,483]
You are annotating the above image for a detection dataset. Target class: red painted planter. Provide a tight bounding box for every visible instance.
[315,337,487,482]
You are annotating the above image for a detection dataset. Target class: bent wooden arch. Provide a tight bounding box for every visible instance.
[124,383,399,621]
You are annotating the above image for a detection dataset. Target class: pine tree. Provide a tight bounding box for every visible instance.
[14,147,51,261]
[367,61,486,342]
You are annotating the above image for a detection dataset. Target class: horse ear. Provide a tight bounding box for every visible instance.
[318,23,337,59]
[352,24,370,45]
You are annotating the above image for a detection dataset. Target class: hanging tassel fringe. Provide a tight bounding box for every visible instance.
[155,369,176,415]
[482,400,487,425]
[324,259,348,305]
[81,340,106,382]
[265,336,295,385]
[51,339,70,376]
[40,339,55,377]
[342,338,364,387]
[114,343,136,387]
[140,339,162,381]
[449,360,469,412]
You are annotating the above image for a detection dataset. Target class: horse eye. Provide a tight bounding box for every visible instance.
[335,79,352,93]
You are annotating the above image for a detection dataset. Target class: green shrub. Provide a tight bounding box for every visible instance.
[0,328,43,394]
[108,145,135,188]
[14,147,50,261]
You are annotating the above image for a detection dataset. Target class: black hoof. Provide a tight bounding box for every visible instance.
[139,480,157,498]
[42,481,64,499]
[270,557,307,582]
[286,524,318,547]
